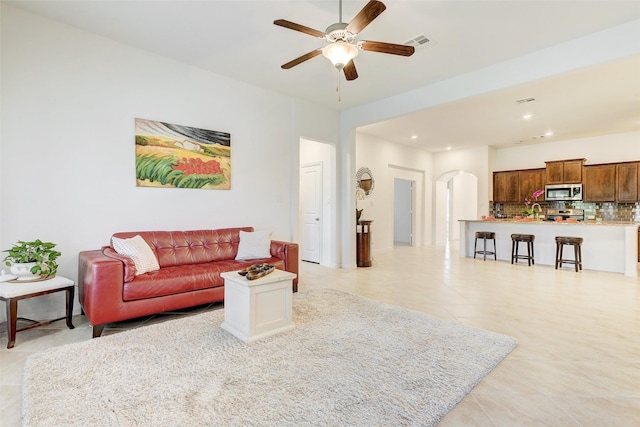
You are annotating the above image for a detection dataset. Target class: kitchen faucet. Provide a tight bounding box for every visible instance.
[531,203,542,218]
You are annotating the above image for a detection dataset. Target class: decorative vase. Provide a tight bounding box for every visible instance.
[10,262,39,280]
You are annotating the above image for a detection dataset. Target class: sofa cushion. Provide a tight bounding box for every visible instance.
[122,258,286,301]
[111,235,160,275]
[113,227,254,269]
[235,230,272,260]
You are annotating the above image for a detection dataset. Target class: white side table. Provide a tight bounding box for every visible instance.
[220,269,296,343]
[0,275,75,348]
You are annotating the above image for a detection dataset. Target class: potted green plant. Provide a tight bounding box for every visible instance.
[3,239,61,279]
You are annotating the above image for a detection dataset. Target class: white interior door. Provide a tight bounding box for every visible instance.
[300,162,322,263]
[394,178,413,245]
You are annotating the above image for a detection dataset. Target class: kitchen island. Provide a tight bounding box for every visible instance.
[459,220,639,277]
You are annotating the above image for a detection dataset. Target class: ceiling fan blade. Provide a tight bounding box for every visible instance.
[346,0,386,34]
[281,49,323,69]
[274,19,325,38]
[343,60,358,81]
[361,40,415,56]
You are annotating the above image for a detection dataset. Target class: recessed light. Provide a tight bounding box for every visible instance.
[411,135,418,140]
[446,146,452,150]
[522,114,533,120]
[545,131,554,136]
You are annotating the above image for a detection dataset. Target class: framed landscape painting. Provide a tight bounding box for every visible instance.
[135,118,231,190]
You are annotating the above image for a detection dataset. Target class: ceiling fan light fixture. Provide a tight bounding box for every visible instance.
[322,42,358,69]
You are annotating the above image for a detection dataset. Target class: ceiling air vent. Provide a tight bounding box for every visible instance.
[404,34,431,49]
[516,97,536,104]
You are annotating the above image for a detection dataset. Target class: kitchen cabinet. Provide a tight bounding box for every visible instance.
[616,162,638,202]
[545,162,563,184]
[545,159,584,184]
[584,164,616,201]
[493,171,519,202]
[519,169,545,202]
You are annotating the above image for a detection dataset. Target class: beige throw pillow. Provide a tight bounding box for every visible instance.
[112,235,160,275]
[235,230,272,260]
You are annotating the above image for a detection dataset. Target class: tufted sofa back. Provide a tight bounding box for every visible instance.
[112,227,254,268]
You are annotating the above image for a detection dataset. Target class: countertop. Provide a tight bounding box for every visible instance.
[460,219,639,227]
[460,218,639,276]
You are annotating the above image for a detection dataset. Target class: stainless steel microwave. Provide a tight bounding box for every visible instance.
[545,183,583,201]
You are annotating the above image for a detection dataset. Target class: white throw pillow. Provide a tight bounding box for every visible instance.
[112,235,160,275]
[235,230,272,260]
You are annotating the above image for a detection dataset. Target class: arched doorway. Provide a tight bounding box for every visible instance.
[434,171,478,243]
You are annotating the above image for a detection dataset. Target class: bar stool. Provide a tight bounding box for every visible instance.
[474,231,496,260]
[511,234,535,266]
[555,236,583,272]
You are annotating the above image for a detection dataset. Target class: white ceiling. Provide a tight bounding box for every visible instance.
[8,0,640,152]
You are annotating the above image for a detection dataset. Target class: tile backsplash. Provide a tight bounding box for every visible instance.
[490,201,640,222]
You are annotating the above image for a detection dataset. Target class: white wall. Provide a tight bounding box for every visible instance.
[355,132,433,252]
[434,181,448,244]
[494,131,640,171]
[450,173,478,240]
[0,2,3,253]
[0,5,337,322]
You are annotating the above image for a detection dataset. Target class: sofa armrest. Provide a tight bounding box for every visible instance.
[270,240,299,291]
[78,249,126,327]
[102,246,137,282]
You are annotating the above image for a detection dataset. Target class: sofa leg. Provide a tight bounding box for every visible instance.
[293,282,298,293]
[92,324,105,338]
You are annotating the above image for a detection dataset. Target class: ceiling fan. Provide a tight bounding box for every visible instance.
[274,0,415,82]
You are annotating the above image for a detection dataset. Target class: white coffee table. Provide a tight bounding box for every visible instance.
[0,275,75,348]
[220,269,296,343]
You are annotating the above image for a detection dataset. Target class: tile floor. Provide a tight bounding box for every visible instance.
[1,243,638,426]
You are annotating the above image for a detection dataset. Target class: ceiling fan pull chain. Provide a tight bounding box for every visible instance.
[336,70,342,102]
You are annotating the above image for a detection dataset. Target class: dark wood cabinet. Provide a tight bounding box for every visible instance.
[493,171,519,202]
[563,160,583,183]
[616,162,638,202]
[584,164,616,201]
[519,169,545,202]
[545,162,564,184]
[496,159,640,203]
[545,159,584,184]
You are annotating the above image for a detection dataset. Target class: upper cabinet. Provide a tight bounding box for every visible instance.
[584,164,616,202]
[493,171,519,202]
[545,162,563,184]
[616,162,639,202]
[495,159,640,203]
[519,168,546,201]
[493,168,546,203]
[545,159,585,184]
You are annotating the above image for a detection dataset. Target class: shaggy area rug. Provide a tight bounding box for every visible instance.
[23,289,516,426]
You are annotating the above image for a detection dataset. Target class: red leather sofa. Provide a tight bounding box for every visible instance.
[78,227,298,338]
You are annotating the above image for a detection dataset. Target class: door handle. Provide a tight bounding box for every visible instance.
[315,218,319,221]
